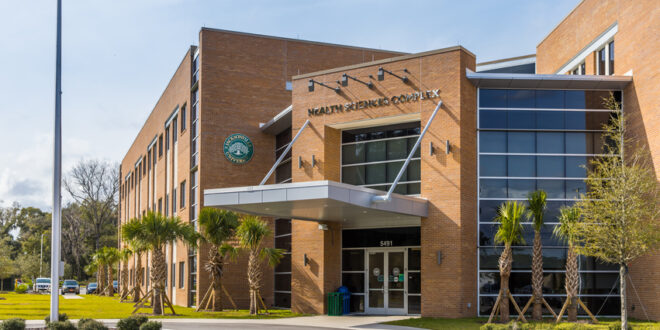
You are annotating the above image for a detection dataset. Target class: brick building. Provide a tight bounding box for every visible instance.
[119,0,659,319]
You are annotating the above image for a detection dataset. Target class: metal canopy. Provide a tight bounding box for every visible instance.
[204,180,428,222]
[466,69,632,90]
[259,105,292,135]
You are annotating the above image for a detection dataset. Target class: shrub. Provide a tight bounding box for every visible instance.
[46,321,76,330]
[0,318,26,330]
[116,316,148,330]
[44,313,68,324]
[607,323,632,330]
[139,321,161,330]
[14,284,28,294]
[78,319,108,330]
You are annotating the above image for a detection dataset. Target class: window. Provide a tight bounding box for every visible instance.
[172,117,178,143]
[341,122,421,195]
[165,193,169,216]
[158,198,162,214]
[181,105,186,132]
[179,262,185,288]
[180,181,186,208]
[608,41,614,75]
[190,171,198,228]
[165,126,170,151]
[285,81,292,91]
[172,188,177,214]
[158,134,163,158]
[597,47,606,75]
[171,263,175,288]
[477,88,622,317]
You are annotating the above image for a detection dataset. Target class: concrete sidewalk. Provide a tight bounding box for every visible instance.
[24,315,419,329]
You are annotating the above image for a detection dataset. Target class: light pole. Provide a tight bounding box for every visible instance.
[40,233,45,277]
[50,0,62,322]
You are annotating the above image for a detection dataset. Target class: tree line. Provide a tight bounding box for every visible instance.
[0,159,119,285]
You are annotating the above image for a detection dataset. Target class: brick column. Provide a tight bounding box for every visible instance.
[291,220,342,314]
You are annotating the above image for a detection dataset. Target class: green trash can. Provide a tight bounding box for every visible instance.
[327,292,343,316]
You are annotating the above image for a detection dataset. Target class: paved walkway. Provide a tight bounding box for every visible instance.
[24,315,418,330]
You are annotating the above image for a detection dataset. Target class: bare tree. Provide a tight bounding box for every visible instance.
[64,159,119,250]
[62,203,93,279]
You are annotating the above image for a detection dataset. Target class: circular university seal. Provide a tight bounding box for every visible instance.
[223,133,254,164]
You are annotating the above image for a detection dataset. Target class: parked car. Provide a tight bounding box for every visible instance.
[113,280,118,292]
[34,278,51,293]
[87,282,97,294]
[62,280,80,295]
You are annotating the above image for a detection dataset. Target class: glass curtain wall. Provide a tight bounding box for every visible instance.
[341,122,421,195]
[477,89,622,316]
[274,128,292,308]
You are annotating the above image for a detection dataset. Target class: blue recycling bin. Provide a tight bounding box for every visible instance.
[337,286,351,314]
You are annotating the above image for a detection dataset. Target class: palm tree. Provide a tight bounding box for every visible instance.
[527,190,547,321]
[493,201,526,323]
[554,206,580,322]
[119,248,133,299]
[91,249,107,295]
[103,247,120,296]
[122,211,198,315]
[83,258,98,293]
[236,215,284,315]
[197,208,239,311]
[123,218,148,303]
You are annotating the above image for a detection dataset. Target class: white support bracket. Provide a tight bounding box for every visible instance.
[372,100,443,203]
[260,119,310,185]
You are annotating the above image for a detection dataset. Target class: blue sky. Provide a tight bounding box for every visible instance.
[0,0,581,210]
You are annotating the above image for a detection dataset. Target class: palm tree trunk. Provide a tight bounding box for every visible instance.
[620,263,627,330]
[121,261,129,298]
[134,253,142,303]
[498,245,512,322]
[107,265,114,296]
[98,264,105,295]
[247,249,261,315]
[565,245,579,321]
[151,247,167,315]
[532,231,543,321]
[211,253,224,311]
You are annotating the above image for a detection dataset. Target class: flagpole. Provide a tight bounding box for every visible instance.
[50,0,62,322]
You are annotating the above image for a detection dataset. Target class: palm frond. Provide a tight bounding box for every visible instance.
[236,215,271,250]
[494,201,526,246]
[199,207,239,246]
[219,243,239,262]
[260,247,285,267]
[527,190,547,232]
[554,206,580,245]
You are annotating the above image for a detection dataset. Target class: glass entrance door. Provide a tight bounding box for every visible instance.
[366,249,407,314]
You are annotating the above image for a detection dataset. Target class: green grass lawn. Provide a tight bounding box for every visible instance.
[385,317,660,329]
[0,292,300,320]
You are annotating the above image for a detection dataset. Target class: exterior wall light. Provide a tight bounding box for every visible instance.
[308,79,340,93]
[437,250,443,265]
[318,224,328,230]
[377,67,409,83]
[303,253,309,266]
[446,140,451,154]
[342,73,374,88]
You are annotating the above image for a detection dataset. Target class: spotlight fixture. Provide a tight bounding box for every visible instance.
[308,79,340,93]
[377,67,409,83]
[342,73,373,88]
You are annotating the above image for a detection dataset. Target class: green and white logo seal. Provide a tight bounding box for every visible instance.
[223,133,254,164]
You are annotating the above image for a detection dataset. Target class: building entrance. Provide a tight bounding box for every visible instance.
[366,248,407,315]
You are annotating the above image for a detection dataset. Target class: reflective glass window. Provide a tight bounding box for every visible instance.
[480,110,507,129]
[536,90,564,108]
[508,110,534,129]
[508,179,535,198]
[507,90,534,108]
[480,156,506,177]
[537,156,564,177]
[508,156,535,177]
[479,89,507,107]
[480,179,507,198]
[537,132,564,153]
[480,132,506,153]
[508,132,535,153]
